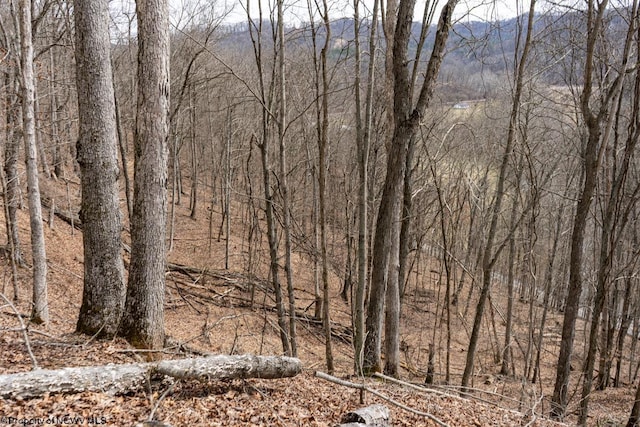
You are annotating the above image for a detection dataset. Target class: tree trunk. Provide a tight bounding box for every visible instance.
[532,194,566,383]
[276,0,297,356]
[246,8,291,357]
[319,0,334,373]
[189,86,198,220]
[339,405,390,426]
[119,0,170,351]
[383,214,401,376]
[628,378,640,427]
[74,0,126,338]
[20,0,49,325]
[614,276,633,387]
[353,0,378,376]
[557,1,634,419]
[364,0,458,376]
[113,67,133,224]
[500,169,522,376]
[3,70,24,268]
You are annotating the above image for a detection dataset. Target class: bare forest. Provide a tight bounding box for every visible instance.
[2,0,640,425]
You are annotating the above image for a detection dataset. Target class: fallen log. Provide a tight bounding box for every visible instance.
[0,354,302,399]
[339,404,390,426]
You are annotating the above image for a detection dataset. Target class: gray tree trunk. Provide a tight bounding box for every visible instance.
[578,10,639,418]
[551,0,628,418]
[119,0,170,351]
[363,0,458,376]
[319,0,334,373]
[353,0,378,376]
[276,0,297,357]
[74,0,126,337]
[3,70,24,268]
[19,0,48,325]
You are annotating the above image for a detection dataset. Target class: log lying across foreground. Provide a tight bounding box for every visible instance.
[0,354,302,399]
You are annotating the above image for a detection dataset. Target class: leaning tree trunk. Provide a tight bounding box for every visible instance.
[628,379,640,427]
[74,0,126,338]
[119,0,170,351]
[19,0,48,325]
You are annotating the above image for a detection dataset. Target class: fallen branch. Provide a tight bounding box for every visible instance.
[372,373,456,398]
[315,371,449,427]
[0,354,302,399]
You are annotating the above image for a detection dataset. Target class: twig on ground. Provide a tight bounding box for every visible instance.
[0,292,38,369]
[148,381,177,422]
[315,371,450,427]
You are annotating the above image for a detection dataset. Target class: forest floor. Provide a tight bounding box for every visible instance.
[0,177,637,426]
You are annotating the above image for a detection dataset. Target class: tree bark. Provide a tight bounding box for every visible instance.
[74,0,126,338]
[363,0,458,376]
[3,70,24,268]
[0,355,302,399]
[353,0,378,376]
[318,0,334,373]
[20,0,49,325]
[276,0,297,357]
[119,0,170,351]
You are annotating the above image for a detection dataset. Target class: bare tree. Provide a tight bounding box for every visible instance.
[246,0,291,356]
[461,0,536,390]
[363,0,459,375]
[276,0,297,357]
[578,4,640,422]
[19,0,48,324]
[551,0,632,417]
[352,0,379,376]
